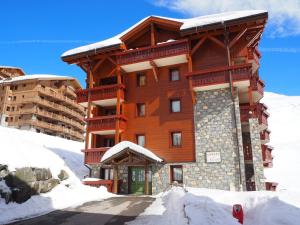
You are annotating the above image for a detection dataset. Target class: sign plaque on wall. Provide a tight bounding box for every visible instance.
[206,151,221,163]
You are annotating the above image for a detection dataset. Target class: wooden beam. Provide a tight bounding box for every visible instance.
[92,57,107,72]
[145,164,149,195]
[107,67,117,77]
[113,165,118,194]
[191,36,207,55]
[78,63,88,73]
[85,63,94,152]
[115,66,122,144]
[150,60,158,82]
[151,23,156,46]
[229,28,248,48]
[208,35,226,49]
[247,30,262,47]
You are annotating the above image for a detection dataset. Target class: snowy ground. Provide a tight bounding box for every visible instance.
[128,187,300,225]
[0,126,113,224]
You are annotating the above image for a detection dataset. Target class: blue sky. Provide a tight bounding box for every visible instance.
[0,0,299,95]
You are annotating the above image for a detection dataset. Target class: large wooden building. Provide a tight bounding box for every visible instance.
[62,10,274,194]
[0,67,85,142]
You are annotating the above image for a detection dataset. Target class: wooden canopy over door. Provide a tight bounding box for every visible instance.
[101,147,162,195]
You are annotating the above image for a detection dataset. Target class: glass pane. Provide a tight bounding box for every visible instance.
[172,132,181,146]
[137,135,145,147]
[173,167,183,182]
[138,74,146,86]
[171,69,179,81]
[138,104,145,116]
[171,100,180,112]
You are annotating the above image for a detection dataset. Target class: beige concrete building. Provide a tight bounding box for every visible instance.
[0,67,85,142]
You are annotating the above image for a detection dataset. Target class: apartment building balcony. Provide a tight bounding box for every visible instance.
[240,103,269,130]
[260,129,270,144]
[185,64,252,92]
[115,39,189,72]
[20,97,84,122]
[262,145,273,168]
[251,77,264,102]
[86,115,127,135]
[37,86,85,114]
[16,119,84,140]
[76,84,125,107]
[82,147,110,164]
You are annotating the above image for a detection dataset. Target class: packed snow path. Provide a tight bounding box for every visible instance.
[6,197,154,225]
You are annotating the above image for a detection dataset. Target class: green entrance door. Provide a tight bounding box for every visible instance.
[130,167,145,195]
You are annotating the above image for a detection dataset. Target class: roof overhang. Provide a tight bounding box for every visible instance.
[101,141,163,165]
[180,11,268,36]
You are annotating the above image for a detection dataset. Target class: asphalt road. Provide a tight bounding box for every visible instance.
[7,196,154,225]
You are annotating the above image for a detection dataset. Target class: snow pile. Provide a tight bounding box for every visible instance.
[101,141,163,163]
[129,187,300,225]
[262,92,300,190]
[0,126,113,224]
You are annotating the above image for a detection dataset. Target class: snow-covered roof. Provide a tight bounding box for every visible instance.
[101,141,163,163]
[62,10,267,58]
[0,74,82,88]
[0,65,25,75]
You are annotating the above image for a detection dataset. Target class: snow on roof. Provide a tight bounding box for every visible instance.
[62,10,267,58]
[101,141,163,163]
[0,74,82,88]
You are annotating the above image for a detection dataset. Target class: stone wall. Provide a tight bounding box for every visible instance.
[152,88,247,194]
[249,118,266,190]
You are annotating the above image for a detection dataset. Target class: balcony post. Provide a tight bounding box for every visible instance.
[115,66,122,144]
[85,63,94,151]
[113,164,118,194]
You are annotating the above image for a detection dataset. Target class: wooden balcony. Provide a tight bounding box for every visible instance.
[82,179,113,192]
[260,129,270,144]
[186,64,252,91]
[240,103,269,130]
[86,115,127,135]
[116,39,189,72]
[82,147,110,164]
[262,145,273,168]
[251,77,264,102]
[77,84,125,107]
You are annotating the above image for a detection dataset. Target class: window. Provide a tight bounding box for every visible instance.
[170,99,181,113]
[6,106,10,112]
[136,134,145,147]
[169,68,180,81]
[23,84,26,87]
[13,96,16,101]
[171,131,182,147]
[170,165,183,183]
[137,103,145,117]
[137,73,146,87]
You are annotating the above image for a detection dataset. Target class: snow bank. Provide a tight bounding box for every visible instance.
[129,187,300,225]
[0,126,113,224]
[262,92,300,190]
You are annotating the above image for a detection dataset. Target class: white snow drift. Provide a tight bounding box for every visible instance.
[0,126,113,224]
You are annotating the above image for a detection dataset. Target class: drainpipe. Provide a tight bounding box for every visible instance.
[224,25,243,191]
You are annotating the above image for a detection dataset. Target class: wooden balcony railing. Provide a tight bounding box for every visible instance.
[86,115,127,132]
[185,64,252,88]
[260,129,270,142]
[251,77,264,96]
[37,87,85,114]
[77,84,125,104]
[82,179,113,192]
[262,145,273,167]
[240,103,269,127]
[82,147,110,164]
[116,39,189,65]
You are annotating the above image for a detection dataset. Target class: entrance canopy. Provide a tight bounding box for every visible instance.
[101,141,163,165]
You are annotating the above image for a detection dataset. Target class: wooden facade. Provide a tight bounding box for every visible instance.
[62,11,276,192]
